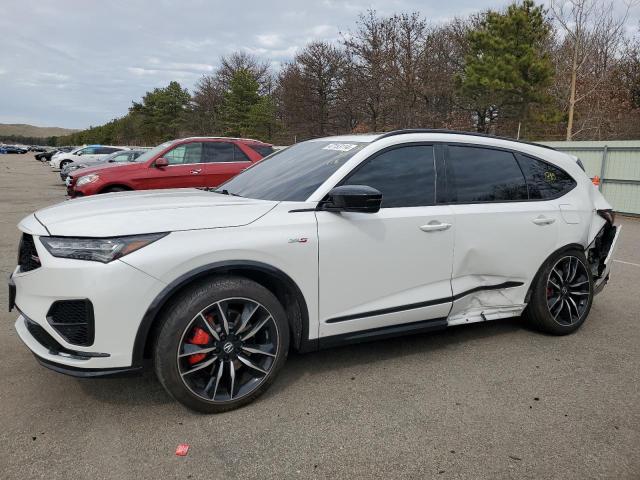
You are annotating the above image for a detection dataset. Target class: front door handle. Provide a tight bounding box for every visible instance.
[419,221,452,232]
[190,169,202,175]
[532,216,555,226]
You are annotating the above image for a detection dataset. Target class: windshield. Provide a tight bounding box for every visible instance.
[217,140,367,201]
[133,141,175,163]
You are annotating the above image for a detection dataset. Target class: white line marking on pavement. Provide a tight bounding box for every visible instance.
[613,259,640,268]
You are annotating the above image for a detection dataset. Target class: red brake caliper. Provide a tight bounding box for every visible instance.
[186,327,211,364]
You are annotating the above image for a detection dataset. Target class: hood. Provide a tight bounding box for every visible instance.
[71,161,141,178]
[33,189,278,237]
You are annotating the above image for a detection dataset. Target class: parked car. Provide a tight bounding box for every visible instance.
[2,145,28,154]
[36,147,74,162]
[60,149,150,182]
[50,145,127,170]
[66,137,274,197]
[10,129,620,413]
[29,146,48,152]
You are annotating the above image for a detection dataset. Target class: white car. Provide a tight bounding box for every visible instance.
[50,145,128,170]
[10,130,620,413]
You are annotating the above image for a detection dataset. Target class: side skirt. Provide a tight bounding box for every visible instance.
[318,317,448,350]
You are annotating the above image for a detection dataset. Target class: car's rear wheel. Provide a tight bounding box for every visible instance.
[154,276,289,413]
[524,249,593,335]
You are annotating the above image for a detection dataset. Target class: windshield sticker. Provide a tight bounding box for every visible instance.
[322,143,358,152]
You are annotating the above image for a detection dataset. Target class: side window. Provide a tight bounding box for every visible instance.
[79,147,98,155]
[515,153,577,199]
[445,146,528,203]
[342,145,435,208]
[111,153,131,163]
[204,142,235,163]
[164,143,203,165]
[252,145,275,157]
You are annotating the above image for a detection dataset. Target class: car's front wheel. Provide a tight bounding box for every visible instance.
[154,276,289,413]
[524,249,594,335]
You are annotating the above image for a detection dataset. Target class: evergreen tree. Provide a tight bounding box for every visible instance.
[457,0,554,134]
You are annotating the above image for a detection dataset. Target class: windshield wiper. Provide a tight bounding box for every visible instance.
[213,188,242,197]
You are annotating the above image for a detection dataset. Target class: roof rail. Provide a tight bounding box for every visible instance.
[374,129,557,151]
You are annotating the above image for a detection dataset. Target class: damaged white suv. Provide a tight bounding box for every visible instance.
[10,130,620,413]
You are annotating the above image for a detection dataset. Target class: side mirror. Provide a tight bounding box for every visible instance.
[320,185,382,213]
[76,151,82,156]
[155,157,169,168]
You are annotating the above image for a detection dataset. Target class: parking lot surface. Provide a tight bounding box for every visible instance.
[1,153,639,479]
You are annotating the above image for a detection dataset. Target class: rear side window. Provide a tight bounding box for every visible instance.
[252,145,275,157]
[445,146,528,203]
[515,153,577,199]
[342,145,435,208]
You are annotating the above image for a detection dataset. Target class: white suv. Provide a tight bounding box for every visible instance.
[11,130,620,413]
[50,145,127,170]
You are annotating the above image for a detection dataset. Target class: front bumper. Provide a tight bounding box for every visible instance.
[11,236,167,371]
[16,314,142,377]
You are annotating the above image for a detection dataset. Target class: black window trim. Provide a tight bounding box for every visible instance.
[336,142,438,209]
[439,142,577,205]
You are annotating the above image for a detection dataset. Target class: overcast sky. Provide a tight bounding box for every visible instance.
[0,0,637,129]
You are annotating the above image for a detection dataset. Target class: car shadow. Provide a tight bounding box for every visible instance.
[75,317,524,408]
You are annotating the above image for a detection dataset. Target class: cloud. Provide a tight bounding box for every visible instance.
[256,34,283,48]
[2,0,634,129]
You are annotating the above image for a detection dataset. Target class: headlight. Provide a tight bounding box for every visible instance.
[76,174,99,187]
[40,233,168,263]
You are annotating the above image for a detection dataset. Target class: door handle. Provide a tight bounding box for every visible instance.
[190,169,202,174]
[532,216,555,226]
[419,221,452,232]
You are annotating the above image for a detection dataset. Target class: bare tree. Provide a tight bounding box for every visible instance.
[549,0,634,139]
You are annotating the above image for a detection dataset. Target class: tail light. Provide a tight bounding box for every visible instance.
[597,209,615,225]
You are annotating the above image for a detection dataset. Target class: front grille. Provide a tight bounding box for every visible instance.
[47,300,95,346]
[18,233,40,272]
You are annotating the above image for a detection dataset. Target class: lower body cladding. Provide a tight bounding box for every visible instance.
[11,256,164,374]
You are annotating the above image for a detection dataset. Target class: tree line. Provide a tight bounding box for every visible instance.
[57,0,640,147]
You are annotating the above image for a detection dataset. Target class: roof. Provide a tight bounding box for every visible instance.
[181,136,271,144]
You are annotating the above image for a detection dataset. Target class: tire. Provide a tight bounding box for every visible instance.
[154,276,290,413]
[524,249,593,335]
[59,160,71,169]
[102,186,126,193]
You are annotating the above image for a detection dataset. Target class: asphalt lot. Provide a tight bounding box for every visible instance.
[1,153,639,480]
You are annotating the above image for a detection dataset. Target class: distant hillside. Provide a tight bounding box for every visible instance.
[0,123,79,138]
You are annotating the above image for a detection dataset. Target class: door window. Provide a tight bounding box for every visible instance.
[164,143,204,165]
[78,147,99,155]
[342,145,435,208]
[445,146,528,203]
[204,142,236,163]
[111,152,132,163]
[515,153,577,199]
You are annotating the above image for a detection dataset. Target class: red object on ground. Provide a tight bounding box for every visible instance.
[176,444,190,456]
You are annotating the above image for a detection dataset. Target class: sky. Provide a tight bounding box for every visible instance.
[0,0,637,129]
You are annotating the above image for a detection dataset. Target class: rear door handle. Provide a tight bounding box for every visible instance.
[532,216,555,226]
[190,169,202,175]
[419,221,452,232]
